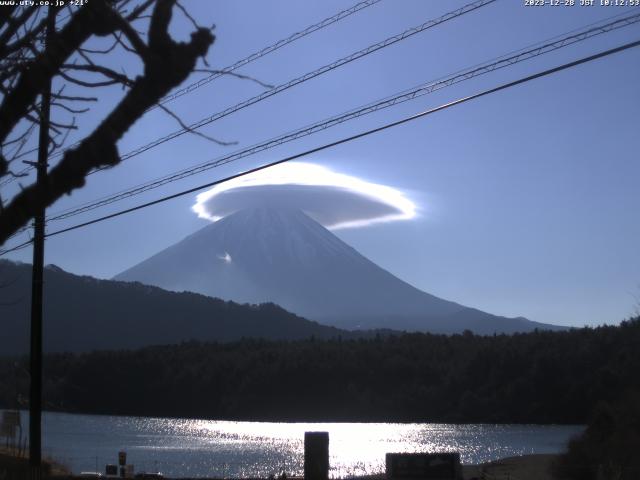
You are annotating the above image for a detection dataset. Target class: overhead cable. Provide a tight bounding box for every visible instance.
[45,11,640,223]
[156,0,385,107]
[1,36,634,256]
[0,0,385,186]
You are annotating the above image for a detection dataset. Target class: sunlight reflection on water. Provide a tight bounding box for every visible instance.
[29,411,583,478]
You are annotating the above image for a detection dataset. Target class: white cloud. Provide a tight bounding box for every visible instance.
[192,162,417,230]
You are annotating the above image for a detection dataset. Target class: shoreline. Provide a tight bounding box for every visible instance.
[0,453,561,479]
[2,407,585,426]
[462,454,559,480]
[335,455,561,480]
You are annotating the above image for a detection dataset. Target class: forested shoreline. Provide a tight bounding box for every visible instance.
[1,318,638,424]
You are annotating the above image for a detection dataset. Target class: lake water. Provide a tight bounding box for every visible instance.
[11,411,583,478]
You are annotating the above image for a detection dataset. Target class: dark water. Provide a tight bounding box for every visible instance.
[8,410,583,477]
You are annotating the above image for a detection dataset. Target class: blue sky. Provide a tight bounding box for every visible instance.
[2,0,639,327]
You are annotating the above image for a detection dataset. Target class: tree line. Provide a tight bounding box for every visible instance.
[1,317,639,424]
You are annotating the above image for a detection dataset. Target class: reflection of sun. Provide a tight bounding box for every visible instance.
[119,418,577,478]
[174,420,438,477]
[192,162,417,230]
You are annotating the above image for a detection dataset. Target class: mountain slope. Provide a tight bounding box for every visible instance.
[115,207,562,334]
[0,260,350,355]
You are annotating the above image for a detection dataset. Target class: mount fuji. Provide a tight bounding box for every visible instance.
[115,207,561,334]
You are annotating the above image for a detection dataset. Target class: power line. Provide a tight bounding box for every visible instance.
[0,237,33,256]
[90,0,496,172]
[3,224,30,243]
[0,0,384,186]
[1,37,632,251]
[155,0,384,108]
[2,0,495,186]
[44,11,640,224]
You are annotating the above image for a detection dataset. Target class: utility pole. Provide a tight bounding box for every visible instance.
[29,6,55,479]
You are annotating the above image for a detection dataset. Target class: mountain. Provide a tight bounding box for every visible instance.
[0,259,351,355]
[115,207,562,334]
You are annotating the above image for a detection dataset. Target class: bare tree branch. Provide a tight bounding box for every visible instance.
[176,1,201,30]
[51,102,90,114]
[125,0,157,21]
[58,71,121,88]
[79,37,121,55]
[0,6,37,54]
[51,93,98,102]
[0,6,18,31]
[112,16,148,56]
[157,103,236,146]
[49,117,76,155]
[60,65,135,87]
[0,0,215,244]
[193,68,274,89]
[1,13,47,57]
[0,1,123,145]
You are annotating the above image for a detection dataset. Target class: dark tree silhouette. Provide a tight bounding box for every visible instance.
[0,0,215,244]
[2,316,638,423]
[555,391,640,480]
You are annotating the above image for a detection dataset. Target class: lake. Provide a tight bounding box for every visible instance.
[11,411,582,477]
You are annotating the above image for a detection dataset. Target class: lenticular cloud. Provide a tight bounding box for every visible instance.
[192,162,416,230]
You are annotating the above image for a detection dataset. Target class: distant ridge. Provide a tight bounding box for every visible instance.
[0,260,352,355]
[116,207,564,334]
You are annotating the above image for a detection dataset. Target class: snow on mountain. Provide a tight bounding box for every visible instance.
[115,207,562,334]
